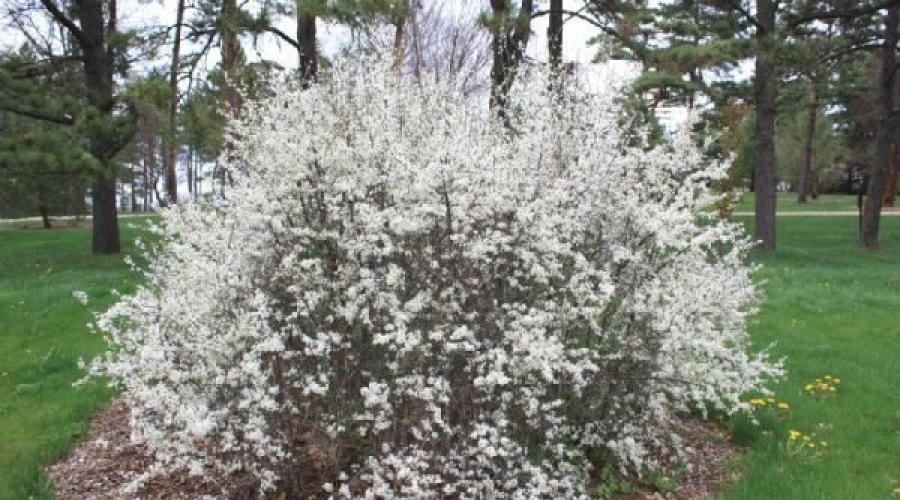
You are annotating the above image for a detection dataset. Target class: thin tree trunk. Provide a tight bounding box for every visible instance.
[548,0,563,74]
[221,0,242,117]
[163,0,185,204]
[883,143,898,206]
[297,8,317,83]
[861,6,899,249]
[392,13,406,73]
[38,203,51,229]
[142,158,149,211]
[187,145,194,198]
[489,0,534,121]
[753,0,777,251]
[798,81,819,203]
[130,165,137,212]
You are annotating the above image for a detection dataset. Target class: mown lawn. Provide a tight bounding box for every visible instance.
[0,216,898,499]
[724,216,900,499]
[732,192,861,213]
[0,221,147,500]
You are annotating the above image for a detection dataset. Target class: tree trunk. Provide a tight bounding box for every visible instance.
[883,143,898,206]
[79,0,121,253]
[392,13,406,73]
[38,203,51,229]
[752,0,778,251]
[92,174,120,253]
[860,6,899,249]
[797,81,819,203]
[297,8,317,83]
[221,0,242,117]
[163,0,185,204]
[489,0,533,121]
[547,0,563,74]
[187,145,194,198]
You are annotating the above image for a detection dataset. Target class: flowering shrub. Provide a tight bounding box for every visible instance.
[86,61,781,498]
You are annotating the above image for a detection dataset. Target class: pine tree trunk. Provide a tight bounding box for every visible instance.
[753,0,777,251]
[92,174,120,254]
[79,0,121,253]
[297,9,317,84]
[883,143,898,206]
[548,0,563,74]
[861,6,899,249]
[38,203,51,229]
[489,0,533,121]
[221,0,242,117]
[163,0,185,204]
[392,14,406,73]
[798,82,818,203]
[187,146,194,198]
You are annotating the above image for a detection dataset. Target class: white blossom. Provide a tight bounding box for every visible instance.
[85,58,781,498]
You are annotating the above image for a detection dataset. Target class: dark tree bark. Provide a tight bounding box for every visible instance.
[861,6,899,249]
[297,8,317,83]
[547,0,563,74]
[392,12,406,73]
[164,0,185,204]
[489,0,533,121]
[76,0,123,253]
[221,0,242,117]
[883,144,898,206]
[752,0,778,251]
[38,203,52,229]
[798,81,819,203]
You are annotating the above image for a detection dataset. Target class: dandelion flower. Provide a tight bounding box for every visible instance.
[777,402,790,409]
[789,430,801,441]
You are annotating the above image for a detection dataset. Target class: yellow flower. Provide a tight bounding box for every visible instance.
[828,386,836,392]
[777,402,790,409]
[749,398,766,406]
[820,441,828,447]
[804,384,814,391]
[802,435,811,442]
[833,378,841,384]
[789,430,801,441]
[766,397,775,403]
[807,443,816,448]
[824,375,832,380]
[893,487,900,494]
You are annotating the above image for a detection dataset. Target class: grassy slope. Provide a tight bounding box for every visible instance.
[724,216,900,499]
[732,193,861,213]
[0,223,143,500]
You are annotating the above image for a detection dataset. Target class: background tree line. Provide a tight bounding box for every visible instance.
[1,0,899,253]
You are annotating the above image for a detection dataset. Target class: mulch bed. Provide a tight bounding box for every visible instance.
[49,401,740,499]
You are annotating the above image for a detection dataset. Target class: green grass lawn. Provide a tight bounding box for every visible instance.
[0,222,146,500]
[724,216,900,500]
[732,192,861,213]
[0,216,898,499]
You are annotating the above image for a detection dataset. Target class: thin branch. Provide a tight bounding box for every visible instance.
[264,26,300,50]
[531,8,619,37]
[788,0,900,28]
[728,1,766,33]
[0,102,75,125]
[37,0,85,44]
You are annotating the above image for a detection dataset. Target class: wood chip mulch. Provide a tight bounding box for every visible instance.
[615,419,741,500]
[49,401,740,499]
[48,400,227,500]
